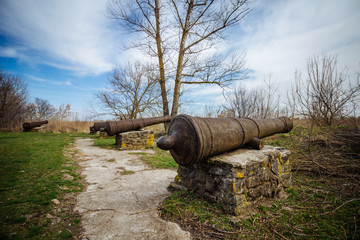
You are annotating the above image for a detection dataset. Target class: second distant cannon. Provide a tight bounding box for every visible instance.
[104,116,172,136]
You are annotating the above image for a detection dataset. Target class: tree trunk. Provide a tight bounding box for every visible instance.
[171,1,193,116]
[155,0,170,131]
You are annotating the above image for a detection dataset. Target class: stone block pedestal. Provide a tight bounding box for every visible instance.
[115,130,155,150]
[99,131,108,138]
[173,145,291,215]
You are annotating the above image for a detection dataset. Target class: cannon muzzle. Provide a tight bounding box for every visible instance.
[23,120,49,132]
[105,116,172,136]
[157,115,293,166]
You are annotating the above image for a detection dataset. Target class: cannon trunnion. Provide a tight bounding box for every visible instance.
[157,115,293,166]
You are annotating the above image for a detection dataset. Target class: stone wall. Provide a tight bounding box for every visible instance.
[115,130,155,150]
[172,145,291,215]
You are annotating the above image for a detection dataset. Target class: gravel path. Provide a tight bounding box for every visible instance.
[74,138,191,240]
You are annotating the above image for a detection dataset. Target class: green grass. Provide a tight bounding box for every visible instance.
[92,136,117,149]
[140,147,178,169]
[161,190,234,230]
[128,152,147,155]
[161,182,360,239]
[116,167,135,175]
[0,132,83,239]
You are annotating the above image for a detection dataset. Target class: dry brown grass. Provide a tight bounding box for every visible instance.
[292,116,360,129]
[42,120,92,133]
[1,120,93,133]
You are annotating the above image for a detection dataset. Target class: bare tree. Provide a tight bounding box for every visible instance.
[108,0,250,118]
[0,69,29,130]
[203,102,223,117]
[290,54,360,126]
[32,98,56,120]
[54,104,72,121]
[255,75,279,119]
[225,85,257,118]
[224,76,280,119]
[97,62,161,119]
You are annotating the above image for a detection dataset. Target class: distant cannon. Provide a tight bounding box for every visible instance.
[157,115,293,166]
[105,116,172,136]
[93,122,107,131]
[23,120,49,132]
[89,122,107,134]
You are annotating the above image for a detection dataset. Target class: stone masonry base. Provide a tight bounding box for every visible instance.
[115,130,155,150]
[173,145,291,215]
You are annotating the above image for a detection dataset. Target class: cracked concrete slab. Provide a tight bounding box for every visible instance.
[74,138,191,240]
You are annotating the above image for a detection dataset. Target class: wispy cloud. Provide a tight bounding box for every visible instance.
[235,0,360,91]
[26,74,72,86]
[0,0,125,76]
[186,0,360,114]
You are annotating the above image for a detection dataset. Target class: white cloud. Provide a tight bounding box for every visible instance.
[187,0,360,114]
[0,47,18,58]
[0,0,126,75]
[1,0,359,117]
[235,0,360,92]
[26,74,72,86]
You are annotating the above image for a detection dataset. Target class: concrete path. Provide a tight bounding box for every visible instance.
[74,139,191,240]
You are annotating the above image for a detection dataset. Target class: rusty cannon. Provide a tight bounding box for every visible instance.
[93,122,107,131]
[90,122,107,134]
[105,116,172,136]
[157,115,293,166]
[23,120,49,132]
[90,122,107,132]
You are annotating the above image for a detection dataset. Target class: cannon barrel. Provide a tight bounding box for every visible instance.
[23,120,49,131]
[93,122,107,131]
[105,116,172,136]
[157,115,293,166]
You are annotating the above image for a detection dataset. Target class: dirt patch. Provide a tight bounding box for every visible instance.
[73,139,190,239]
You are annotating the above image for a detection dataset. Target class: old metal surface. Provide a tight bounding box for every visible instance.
[105,116,172,136]
[157,115,293,166]
[93,122,107,131]
[89,126,96,134]
[23,120,49,132]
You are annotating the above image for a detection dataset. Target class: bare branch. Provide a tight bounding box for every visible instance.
[290,54,360,126]
[97,62,161,119]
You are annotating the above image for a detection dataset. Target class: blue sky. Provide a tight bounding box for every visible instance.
[1,0,360,119]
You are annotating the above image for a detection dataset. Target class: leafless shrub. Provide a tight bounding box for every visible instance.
[289,54,360,126]
[0,70,30,131]
[203,103,223,118]
[53,104,72,121]
[224,76,281,118]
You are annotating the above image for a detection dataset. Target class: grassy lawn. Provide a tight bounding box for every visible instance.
[0,132,85,239]
[161,178,360,239]
[92,136,118,149]
[140,147,178,169]
[7,127,357,239]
